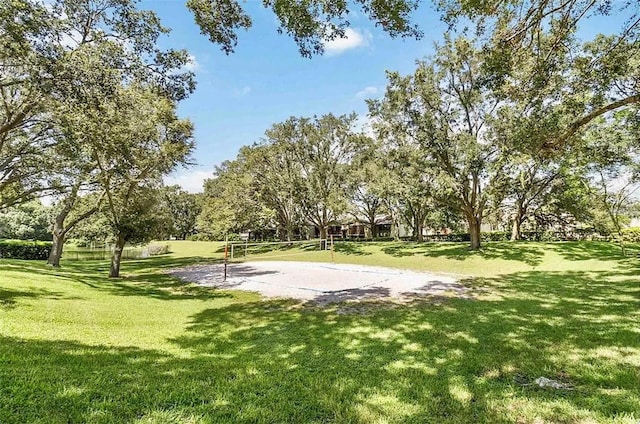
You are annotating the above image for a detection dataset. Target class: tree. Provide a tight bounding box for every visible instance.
[90,86,194,278]
[198,154,273,240]
[44,105,108,266]
[244,142,303,241]
[442,0,639,51]
[0,0,195,208]
[347,142,389,239]
[47,188,103,267]
[162,186,201,240]
[266,114,364,239]
[371,38,504,249]
[442,0,640,154]
[582,112,640,254]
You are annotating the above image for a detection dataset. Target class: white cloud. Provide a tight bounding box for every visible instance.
[323,28,371,56]
[234,85,251,97]
[356,86,378,98]
[164,170,212,193]
[184,54,200,72]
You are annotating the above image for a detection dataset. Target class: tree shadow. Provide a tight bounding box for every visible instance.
[0,287,79,309]
[2,268,639,422]
[380,241,640,267]
[312,286,392,305]
[0,258,231,301]
[545,241,637,261]
[381,242,547,266]
[333,242,373,256]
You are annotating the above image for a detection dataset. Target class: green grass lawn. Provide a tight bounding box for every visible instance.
[1,241,639,423]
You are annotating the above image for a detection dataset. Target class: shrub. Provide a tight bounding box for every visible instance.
[0,240,52,260]
[481,231,511,242]
[187,233,213,241]
[145,244,170,256]
[622,227,640,243]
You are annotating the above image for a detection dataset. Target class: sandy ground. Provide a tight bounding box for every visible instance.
[167,261,469,304]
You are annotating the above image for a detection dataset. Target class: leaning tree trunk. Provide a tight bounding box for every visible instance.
[47,187,77,267]
[48,211,67,267]
[47,230,65,267]
[109,234,126,278]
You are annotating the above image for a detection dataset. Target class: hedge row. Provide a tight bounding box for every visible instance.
[0,240,52,260]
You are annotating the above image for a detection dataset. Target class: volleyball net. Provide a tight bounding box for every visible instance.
[228,239,329,261]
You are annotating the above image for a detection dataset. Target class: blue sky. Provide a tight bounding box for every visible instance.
[146,1,626,192]
[146,1,446,192]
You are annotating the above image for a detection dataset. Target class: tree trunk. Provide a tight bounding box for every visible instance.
[511,217,522,241]
[319,226,327,240]
[391,213,400,241]
[286,223,293,242]
[467,214,481,250]
[510,201,525,241]
[617,230,626,256]
[416,222,424,242]
[47,191,75,267]
[109,234,126,278]
[47,230,65,267]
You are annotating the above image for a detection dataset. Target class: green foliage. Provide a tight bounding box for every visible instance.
[371,38,500,248]
[0,0,195,209]
[186,0,422,57]
[162,186,202,240]
[243,142,305,241]
[264,113,365,238]
[198,154,274,239]
[186,232,215,242]
[0,201,51,241]
[0,239,51,259]
[67,212,112,246]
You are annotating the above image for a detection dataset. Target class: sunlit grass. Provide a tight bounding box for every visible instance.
[1,241,639,423]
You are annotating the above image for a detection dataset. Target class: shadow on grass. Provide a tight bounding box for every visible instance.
[333,242,373,256]
[0,287,81,309]
[546,241,638,261]
[381,241,636,267]
[381,242,547,266]
[0,256,230,301]
[2,269,639,423]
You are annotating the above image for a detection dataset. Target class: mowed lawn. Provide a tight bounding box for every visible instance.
[1,241,639,423]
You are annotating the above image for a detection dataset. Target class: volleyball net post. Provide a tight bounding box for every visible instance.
[224,235,228,282]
